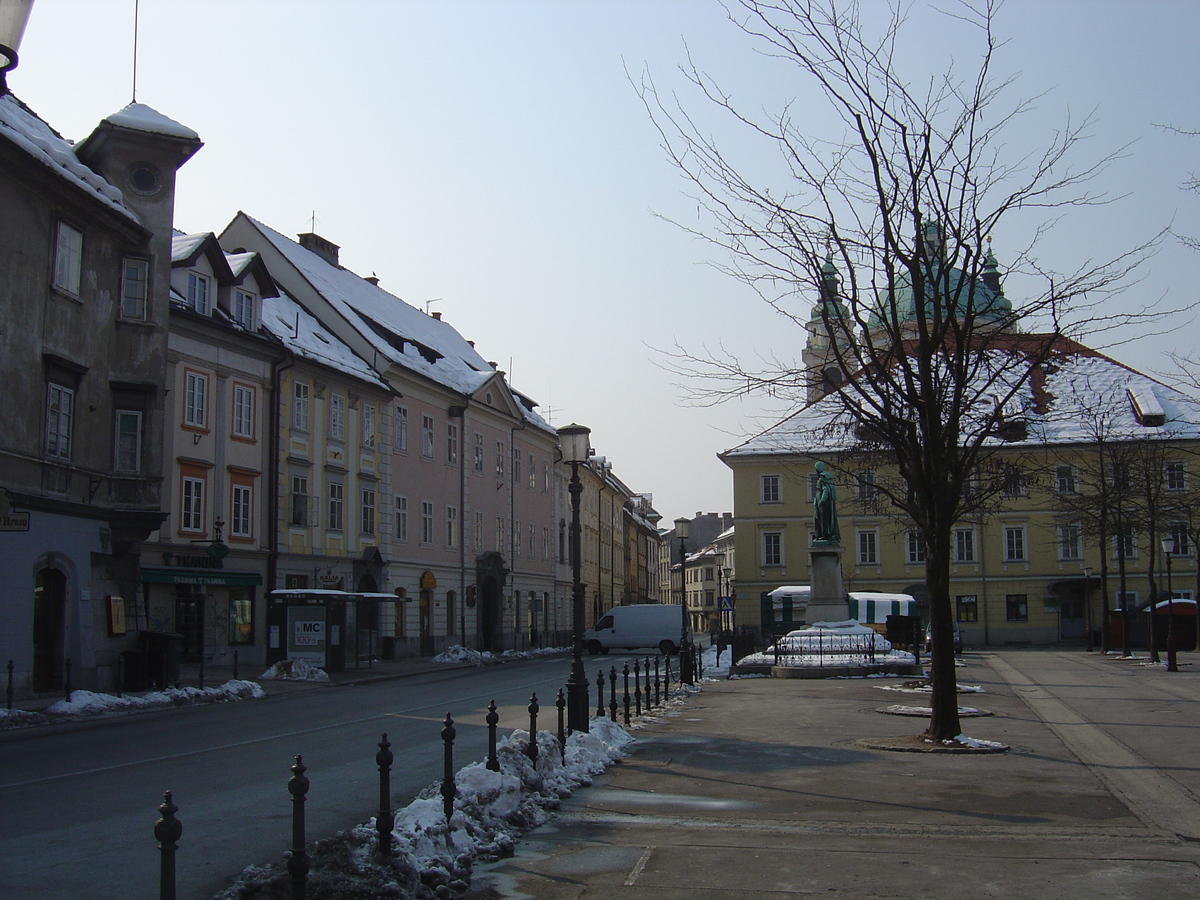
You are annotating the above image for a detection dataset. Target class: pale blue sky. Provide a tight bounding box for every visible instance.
[14,1,1200,524]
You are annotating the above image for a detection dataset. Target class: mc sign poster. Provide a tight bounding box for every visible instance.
[286,606,327,665]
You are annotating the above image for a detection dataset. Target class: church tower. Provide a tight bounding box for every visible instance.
[802,254,856,403]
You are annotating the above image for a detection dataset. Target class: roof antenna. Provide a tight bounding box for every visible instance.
[308,210,319,232]
[131,0,140,103]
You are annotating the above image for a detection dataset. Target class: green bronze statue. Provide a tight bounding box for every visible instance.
[812,461,840,544]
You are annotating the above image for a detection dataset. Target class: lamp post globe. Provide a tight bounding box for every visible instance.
[1162,535,1178,673]
[0,0,35,91]
[674,516,692,686]
[558,423,591,732]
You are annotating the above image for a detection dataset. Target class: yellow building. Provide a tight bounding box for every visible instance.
[722,344,1200,649]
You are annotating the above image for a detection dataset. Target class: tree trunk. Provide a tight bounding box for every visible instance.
[924,529,960,741]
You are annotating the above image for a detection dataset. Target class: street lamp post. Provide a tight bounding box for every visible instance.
[723,566,734,632]
[0,0,34,93]
[1083,566,1093,653]
[674,517,693,685]
[1162,535,1179,673]
[558,423,591,732]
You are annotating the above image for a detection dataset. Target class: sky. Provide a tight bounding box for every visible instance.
[12,0,1200,527]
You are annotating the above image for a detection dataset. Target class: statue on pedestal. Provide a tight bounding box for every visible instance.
[812,460,840,545]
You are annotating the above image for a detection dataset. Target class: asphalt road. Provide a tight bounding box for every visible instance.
[0,654,632,900]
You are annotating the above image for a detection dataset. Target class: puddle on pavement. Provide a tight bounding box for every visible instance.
[591,787,756,811]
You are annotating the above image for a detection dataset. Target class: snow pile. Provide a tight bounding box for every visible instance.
[739,620,915,667]
[210,716,634,900]
[701,643,732,679]
[0,680,266,729]
[259,659,331,682]
[432,645,566,666]
[877,680,985,694]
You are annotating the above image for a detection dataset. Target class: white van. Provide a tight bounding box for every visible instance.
[583,604,689,655]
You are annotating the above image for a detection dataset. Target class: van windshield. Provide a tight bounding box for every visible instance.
[596,615,614,630]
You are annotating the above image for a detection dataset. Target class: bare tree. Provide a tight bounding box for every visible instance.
[640,0,1155,740]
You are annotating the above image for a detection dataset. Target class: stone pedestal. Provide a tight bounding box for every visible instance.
[806,545,849,623]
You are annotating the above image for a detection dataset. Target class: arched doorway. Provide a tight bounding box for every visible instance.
[32,568,66,691]
[419,589,433,655]
[476,551,508,652]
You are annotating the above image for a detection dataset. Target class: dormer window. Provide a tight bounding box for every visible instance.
[1127,387,1166,427]
[186,272,210,314]
[232,289,256,329]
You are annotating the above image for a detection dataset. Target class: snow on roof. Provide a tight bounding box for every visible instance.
[172,231,210,263]
[102,102,199,141]
[261,290,388,390]
[239,213,554,434]
[725,343,1200,458]
[769,585,811,598]
[0,93,138,224]
[225,251,257,278]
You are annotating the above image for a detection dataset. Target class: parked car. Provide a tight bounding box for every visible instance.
[583,604,689,655]
[925,621,963,655]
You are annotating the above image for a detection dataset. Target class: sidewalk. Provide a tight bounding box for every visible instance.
[469,649,1200,900]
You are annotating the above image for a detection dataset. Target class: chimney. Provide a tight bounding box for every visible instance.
[364,273,379,286]
[431,311,442,320]
[298,232,340,267]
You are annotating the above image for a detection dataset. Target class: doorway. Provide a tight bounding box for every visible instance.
[32,568,66,691]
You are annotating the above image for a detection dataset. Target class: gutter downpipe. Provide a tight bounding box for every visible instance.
[267,350,295,597]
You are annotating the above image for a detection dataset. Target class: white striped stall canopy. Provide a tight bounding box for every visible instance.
[848,592,917,624]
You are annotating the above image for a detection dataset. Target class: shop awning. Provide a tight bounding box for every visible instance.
[141,567,263,586]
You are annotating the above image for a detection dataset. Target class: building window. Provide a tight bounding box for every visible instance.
[954,528,975,563]
[542,526,550,561]
[1000,465,1026,498]
[120,257,149,319]
[857,529,879,565]
[292,381,310,431]
[232,289,255,329]
[45,383,74,460]
[856,470,878,501]
[421,501,434,545]
[475,512,484,551]
[181,476,205,532]
[529,455,537,489]
[762,531,782,567]
[1003,526,1027,562]
[1166,460,1187,491]
[446,505,458,548]
[1005,594,1028,622]
[543,461,550,492]
[496,516,506,552]
[446,423,458,465]
[1166,525,1191,557]
[1058,522,1083,561]
[327,481,344,531]
[232,385,255,439]
[495,440,506,479]
[956,595,978,623]
[1113,526,1137,560]
[361,489,376,535]
[1110,461,1131,493]
[529,523,536,558]
[231,484,253,538]
[186,271,210,314]
[328,394,345,442]
[361,403,377,449]
[395,496,408,542]
[396,406,408,452]
[184,371,207,428]
[1055,465,1078,495]
[906,529,925,564]
[53,222,83,296]
[807,472,820,501]
[114,409,142,472]
[513,519,522,557]
[290,475,309,526]
[513,448,522,485]
[421,415,434,459]
[760,474,781,504]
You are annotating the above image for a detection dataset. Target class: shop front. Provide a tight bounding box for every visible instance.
[267,589,408,671]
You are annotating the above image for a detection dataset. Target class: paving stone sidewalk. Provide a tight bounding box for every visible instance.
[470,649,1200,899]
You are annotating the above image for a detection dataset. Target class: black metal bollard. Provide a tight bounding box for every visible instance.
[665,654,672,687]
[609,667,618,722]
[634,659,642,717]
[376,734,394,858]
[6,659,13,710]
[622,662,631,725]
[154,791,182,900]
[654,656,661,706]
[233,649,240,681]
[596,670,605,718]
[486,700,500,772]
[556,688,566,763]
[287,756,309,900]
[526,694,539,764]
[64,657,72,703]
[441,714,457,823]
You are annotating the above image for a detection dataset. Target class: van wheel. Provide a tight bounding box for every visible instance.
[586,641,602,655]
[659,640,677,656]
